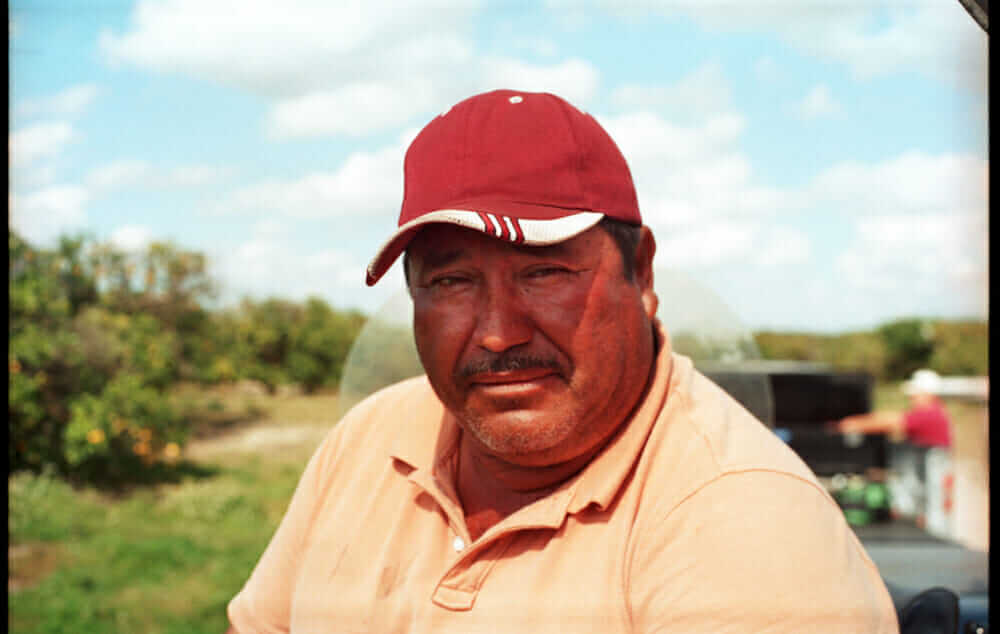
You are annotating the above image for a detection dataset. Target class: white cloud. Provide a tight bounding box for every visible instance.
[834,211,987,315]
[599,111,743,164]
[755,226,811,268]
[212,230,367,305]
[99,0,481,96]
[611,61,731,120]
[267,56,601,139]
[9,122,76,167]
[9,185,90,245]
[655,220,758,269]
[216,139,406,219]
[479,57,599,105]
[8,159,233,249]
[597,102,986,325]
[210,219,411,313]
[86,159,233,190]
[109,225,155,251]
[791,84,842,120]
[513,36,559,58]
[17,84,100,118]
[799,151,990,322]
[807,151,987,215]
[86,160,152,189]
[599,110,789,235]
[598,0,987,92]
[100,0,604,139]
[267,79,438,139]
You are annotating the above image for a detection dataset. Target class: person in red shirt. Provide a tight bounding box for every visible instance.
[836,369,951,448]
[836,369,953,538]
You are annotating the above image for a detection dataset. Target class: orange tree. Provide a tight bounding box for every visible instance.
[11,229,370,485]
[9,231,187,484]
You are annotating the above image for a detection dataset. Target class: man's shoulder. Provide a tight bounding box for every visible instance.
[347,375,438,415]
[639,354,822,506]
[322,375,442,454]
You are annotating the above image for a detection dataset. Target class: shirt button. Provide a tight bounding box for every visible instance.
[452,536,466,552]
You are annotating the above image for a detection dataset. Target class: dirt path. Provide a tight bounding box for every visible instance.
[185,422,330,459]
[181,387,342,460]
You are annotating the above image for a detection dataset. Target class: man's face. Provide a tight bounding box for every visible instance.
[407,223,658,467]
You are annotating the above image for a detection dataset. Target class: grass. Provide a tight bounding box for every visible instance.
[8,386,334,634]
[7,457,306,633]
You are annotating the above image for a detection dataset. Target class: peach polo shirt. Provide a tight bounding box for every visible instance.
[228,331,899,633]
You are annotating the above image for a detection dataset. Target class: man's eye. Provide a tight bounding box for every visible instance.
[525,267,570,279]
[429,275,468,288]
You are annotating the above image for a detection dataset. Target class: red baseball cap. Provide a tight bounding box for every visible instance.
[366,89,642,286]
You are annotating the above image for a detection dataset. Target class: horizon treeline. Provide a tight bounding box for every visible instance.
[9,229,987,485]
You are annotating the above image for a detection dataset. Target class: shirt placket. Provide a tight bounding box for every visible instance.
[401,455,580,612]
[433,489,577,610]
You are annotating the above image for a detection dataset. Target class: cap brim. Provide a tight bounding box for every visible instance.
[365,208,605,286]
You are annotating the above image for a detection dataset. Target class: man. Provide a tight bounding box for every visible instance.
[227,89,898,632]
[837,368,954,538]
[837,369,952,448]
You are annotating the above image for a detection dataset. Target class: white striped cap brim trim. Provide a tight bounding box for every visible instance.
[365,209,604,286]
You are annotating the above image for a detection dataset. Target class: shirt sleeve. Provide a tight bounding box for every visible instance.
[627,470,900,634]
[226,423,346,634]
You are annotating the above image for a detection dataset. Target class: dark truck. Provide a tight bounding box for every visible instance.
[702,361,989,634]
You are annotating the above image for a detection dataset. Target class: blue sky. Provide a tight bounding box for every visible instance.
[9,0,988,333]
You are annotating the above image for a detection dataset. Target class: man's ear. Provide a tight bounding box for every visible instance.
[633,226,658,319]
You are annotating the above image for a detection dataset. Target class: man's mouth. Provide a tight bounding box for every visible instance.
[469,368,557,385]
[467,368,563,397]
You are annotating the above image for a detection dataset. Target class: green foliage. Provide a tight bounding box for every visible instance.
[822,331,886,375]
[201,297,366,392]
[878,318,935,380]
[9,231,189,483]
[754,318,986,381]
[671,331,762,363]
[10,229,368,486]
[288,298,367,391]
[11,232,101,474]
[927,320,988,376]
[753,329,887,376]
[753,331,826,364]
[64,374,186,484]
[90,240,214,326]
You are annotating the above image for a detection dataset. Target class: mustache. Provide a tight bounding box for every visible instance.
[457,352,564,380]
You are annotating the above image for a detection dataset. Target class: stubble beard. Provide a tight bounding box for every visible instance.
[459,395,587,461]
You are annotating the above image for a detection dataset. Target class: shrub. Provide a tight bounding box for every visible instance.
[9,231,189,485]
[878,318,935,380]
[64,374,187,484]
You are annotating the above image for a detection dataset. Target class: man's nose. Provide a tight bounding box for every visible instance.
[475,283,533,353]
